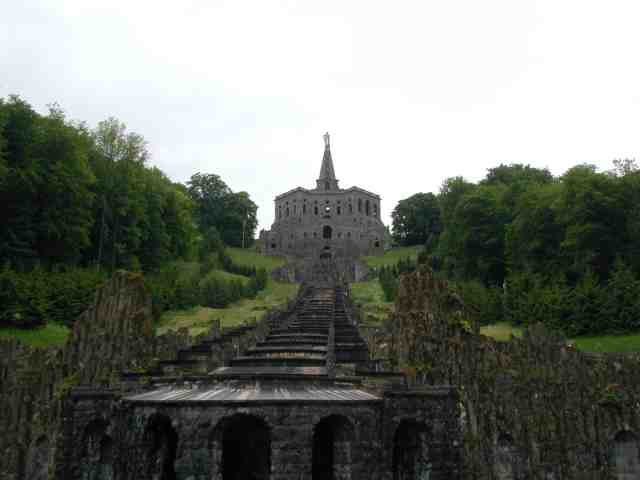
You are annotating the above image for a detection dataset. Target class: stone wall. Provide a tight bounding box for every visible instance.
[389,266,640,479]
[55,386,461,480]
[0,271,193,480]
[272,257,370,284]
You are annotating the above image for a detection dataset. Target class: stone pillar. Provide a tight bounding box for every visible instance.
[334,440,352,480]
[209,319,221,341]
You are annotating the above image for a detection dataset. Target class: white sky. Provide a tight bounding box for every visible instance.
[2,0,640,232]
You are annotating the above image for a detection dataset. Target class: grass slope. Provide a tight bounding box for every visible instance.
[361,245,422,269]
[0,323,70,348]
[481,322,640,353]
[227,247,286,272]
[480,323,523,342]
[157,280,298,337]
[201,269,248,285]
[351,280,393,327]
[571,334,640,353]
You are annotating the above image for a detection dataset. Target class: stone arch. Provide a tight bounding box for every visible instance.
[144,413,178,480]
[612,430,640,479]
[494,433,521,480]
[211,413,271,480]
[79,419,114,480]
[312,414,354,480]
[323,225,333,239]
[392,420,431,480]
[24,435,49,480]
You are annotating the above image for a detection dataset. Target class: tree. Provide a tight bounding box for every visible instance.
[506,183,564,275]
[391,193,441,246]
[448,186,508,285]
[558,165,626,281]
[187,173,258,248]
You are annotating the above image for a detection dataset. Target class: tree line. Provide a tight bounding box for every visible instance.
[0,95,260,328]
[391,160,640,336]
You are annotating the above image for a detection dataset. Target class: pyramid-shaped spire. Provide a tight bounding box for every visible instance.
[316,132,339,191]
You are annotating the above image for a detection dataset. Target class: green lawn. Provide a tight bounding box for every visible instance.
[351,280,394,327]
[570,333,640,353]
[0,323,70,348]
[157,280,298,337]
[227,247,286,273]
[361,245,422,269]
[480,322,524,342]
[201,268,248,285]
[480,323,640,353]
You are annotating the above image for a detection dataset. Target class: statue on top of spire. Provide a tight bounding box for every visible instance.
[323,132,330,148]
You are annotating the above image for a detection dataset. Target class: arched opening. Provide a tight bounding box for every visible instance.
[393,420,431,480]
[323,226,333,239]
[145,414,178,480]
[213,414,271,480]
[613,430,640,479]
[25,435,49,480]
[494,433,520,480]
[312,415,354,480]
[365,200,370,216]
[79,419,114,480]
[357,199,362,213]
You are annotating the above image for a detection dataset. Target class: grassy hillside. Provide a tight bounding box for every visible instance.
[480,323,523,342]
[157,280,298,336]
[361,245,422,269]
[570,333,640,353]
[351,280,394,327]
[0,323,70,348]
[200,269,249,285]
[227,247,286,272]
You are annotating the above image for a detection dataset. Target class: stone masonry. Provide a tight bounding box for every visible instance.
[259,134,387,259]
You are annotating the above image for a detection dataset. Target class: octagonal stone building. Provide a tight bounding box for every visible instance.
[260,134,386,259]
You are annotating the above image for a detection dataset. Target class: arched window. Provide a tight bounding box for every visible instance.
[393,420,431,480]
[613,430,640,479]
[373,203,378,217]
[303,204,307,214]
[314,206,319,215]
[337,206,341,215]
[349,203,353,214]
[286,208,289,217]
[325,181,330,190]
[323,226,332,239]
[313,415,354,480]
[79,419,113,479]
[494,434,522,480]
[365,200,370,216]
[211,414,271,480]
[357,198,362,213]
[145,414,178,480]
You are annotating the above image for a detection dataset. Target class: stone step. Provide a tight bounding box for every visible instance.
[231,356,326,367]
[247,345,327,354]
[258,338,327,346]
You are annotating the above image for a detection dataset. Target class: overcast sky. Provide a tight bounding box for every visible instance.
[2,1,640,232]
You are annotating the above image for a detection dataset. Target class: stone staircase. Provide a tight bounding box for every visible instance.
[213,285,369,378]
[123,284,370,381]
